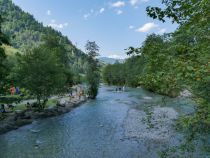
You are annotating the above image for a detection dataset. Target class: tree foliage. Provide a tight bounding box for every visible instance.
[0,14,10,94]
[102,62,126,86]
[16,44,67,109]
[101,0,210,156]
[85,41,100,99]
[145,0,210,138]
[146,0,209,24]
[102,57,143,87]
[103,1,210,154]
[103,34,182,96]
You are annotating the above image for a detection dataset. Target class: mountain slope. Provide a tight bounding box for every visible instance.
[0,0,88,73]
[99,57,124,65]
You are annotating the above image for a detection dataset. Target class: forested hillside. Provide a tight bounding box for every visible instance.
[0,0,88,74]
[99,57,124,65]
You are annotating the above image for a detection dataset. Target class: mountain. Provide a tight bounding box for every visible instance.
[99,57,124,65]
[0,0,88,73]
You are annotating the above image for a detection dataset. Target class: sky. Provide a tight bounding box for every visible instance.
[12,0,178,59]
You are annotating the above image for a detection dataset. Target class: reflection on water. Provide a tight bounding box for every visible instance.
[0,86,196,158]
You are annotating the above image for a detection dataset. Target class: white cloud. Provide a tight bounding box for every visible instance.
[111,1,125,8]
[129,25,134,29]
[130,0,139,6]
[99,8,105,13]
[136,22,158,33]
[83,13,90,20]
[83,9,97,19]
[48,20,69,29]
[116,10,123,15]
[108,54,127,59]
[48,23,64,29]
[130,0,149,7]
[46,10,51,16]
[158,28,167,34]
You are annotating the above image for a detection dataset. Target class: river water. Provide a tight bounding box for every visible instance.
[0,86,196,158]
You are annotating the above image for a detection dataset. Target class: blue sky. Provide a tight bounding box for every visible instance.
[13,0,178,59]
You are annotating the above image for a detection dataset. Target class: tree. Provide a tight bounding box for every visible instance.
[42,35,74,87]
[17,45,67,109]
[0,15,6,79]
[0,14,9,94]
[146,0,209,24]
[102,62,126,86]
[85,41,100,99]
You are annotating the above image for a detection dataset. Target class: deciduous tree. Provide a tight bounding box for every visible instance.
[85,41,100,99]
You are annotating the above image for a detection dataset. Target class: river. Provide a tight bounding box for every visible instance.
[0,86,196,158]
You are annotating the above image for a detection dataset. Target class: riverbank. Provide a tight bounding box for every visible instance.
[0,96,87,135]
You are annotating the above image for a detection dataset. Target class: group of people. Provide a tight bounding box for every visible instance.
[116,86,126,92]
[9,86,20,95]
[1,85,86,113]
[0,86,20,114]
[69,86,85,100]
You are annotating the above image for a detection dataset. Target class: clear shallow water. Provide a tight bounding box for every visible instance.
[0,86,195,158]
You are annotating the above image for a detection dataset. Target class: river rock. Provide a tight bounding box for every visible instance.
[123,107,178,141]
[179,89,192,98]
[0,97,87,135]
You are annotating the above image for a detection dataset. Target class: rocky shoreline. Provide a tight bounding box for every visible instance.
[0,97,87,135]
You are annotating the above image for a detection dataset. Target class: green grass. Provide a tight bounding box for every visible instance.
[2,44,22,56]
[1,98,59,113]
[14,104,27,111]
[0,95,21,104]
[1,94,19,98]
[13,99,58,111]
[45,99,57,109]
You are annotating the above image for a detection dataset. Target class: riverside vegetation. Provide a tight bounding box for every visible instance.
[103,0,210,157]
